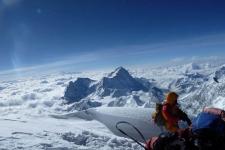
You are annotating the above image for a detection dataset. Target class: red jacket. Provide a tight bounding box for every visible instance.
[162,103,191,132]
[162,103,180,131]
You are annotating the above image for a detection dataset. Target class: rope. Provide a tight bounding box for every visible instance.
[116,121,148,150]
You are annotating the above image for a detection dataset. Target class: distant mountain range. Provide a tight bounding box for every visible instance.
[64,67,164,110]
[63,61,225,114]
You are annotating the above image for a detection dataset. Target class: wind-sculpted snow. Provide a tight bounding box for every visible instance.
[91,107,162,141]
[51,107,162,141]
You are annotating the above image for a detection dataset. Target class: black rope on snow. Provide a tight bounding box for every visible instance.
[116,121,148,150]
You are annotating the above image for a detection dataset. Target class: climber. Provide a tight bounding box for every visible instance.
[162,92,192,132]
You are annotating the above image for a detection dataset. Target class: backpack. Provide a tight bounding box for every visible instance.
[192,109,225,132]
[152,103,166,126]
[192,111,225,140]
[191,113,225,149]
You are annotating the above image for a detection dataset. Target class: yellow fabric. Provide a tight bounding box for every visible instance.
[151,112,157,120]
[166,92,178,105]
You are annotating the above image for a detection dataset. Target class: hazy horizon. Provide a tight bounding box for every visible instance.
[1,0,225,72]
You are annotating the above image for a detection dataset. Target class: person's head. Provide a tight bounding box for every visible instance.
[166,92,178,105]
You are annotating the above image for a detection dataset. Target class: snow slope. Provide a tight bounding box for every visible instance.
[51,107,162,142]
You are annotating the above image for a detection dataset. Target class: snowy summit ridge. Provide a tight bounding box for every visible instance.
[96,66,148,97]
[108,66,131,78]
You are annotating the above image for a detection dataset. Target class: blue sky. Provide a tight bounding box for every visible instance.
[0,0,225,72]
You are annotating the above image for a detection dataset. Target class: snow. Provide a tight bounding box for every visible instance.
[0,114,141,149]
[0,60,225,149]
[51,107,161,141]
[0,71,145,149]
[0,104,145,149]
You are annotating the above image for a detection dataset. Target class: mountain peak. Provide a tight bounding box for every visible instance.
[214,65,225,80]
[108,67,131,78]
[95,66,149,97]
